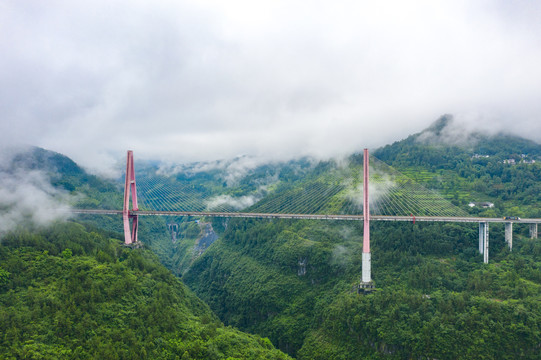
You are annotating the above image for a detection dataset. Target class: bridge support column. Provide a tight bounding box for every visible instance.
[479,222,484,254]
[479,222,489,264]
[360,149,374,292]
[123,150,139,244]
[362,252,371,283]
[505,222,513,251]
[167,223,179,243]
[530,224,538,239]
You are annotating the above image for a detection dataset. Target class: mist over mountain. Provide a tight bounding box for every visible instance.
[0,146,122,236]
[2,118,541,359]
[0,146,84,175]
[376,115,541,165]
[415,115,541,151]
[0,146,78,236]
[3,0,541,357]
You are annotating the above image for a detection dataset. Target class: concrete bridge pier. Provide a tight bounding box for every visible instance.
[530,224,538,239]
[479,222,489,264]
[167,223,179,243]
[505,222,513,251]
[167,223,179,232]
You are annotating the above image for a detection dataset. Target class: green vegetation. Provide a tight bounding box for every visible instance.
[175,120,541,358]
[3,121,541,359]
[182,218,541,358]
[0,222,290,359]
[3,146,123,209]
[135,157,316,213]
[374,119,541,218]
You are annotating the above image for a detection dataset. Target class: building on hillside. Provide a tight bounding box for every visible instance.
[471,154,490,159]
[469,202,494,208]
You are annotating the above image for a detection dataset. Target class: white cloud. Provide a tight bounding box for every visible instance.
[1,0,540,173]
[0,169,72,236]
[157,155,280,186]
[345,171,394,213]
[205,194,260,211]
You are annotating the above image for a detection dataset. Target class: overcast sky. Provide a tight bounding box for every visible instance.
[1,0,541,176]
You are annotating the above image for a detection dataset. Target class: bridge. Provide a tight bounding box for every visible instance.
[73,150,540,290]
[72,208,541,224]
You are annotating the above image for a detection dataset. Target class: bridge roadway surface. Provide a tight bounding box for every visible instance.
[71,209,541,224]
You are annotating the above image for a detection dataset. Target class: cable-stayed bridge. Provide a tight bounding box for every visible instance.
[133,155,471,218]
[72,150,540,287]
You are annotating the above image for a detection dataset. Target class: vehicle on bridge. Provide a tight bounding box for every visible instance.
[503,216,521,220]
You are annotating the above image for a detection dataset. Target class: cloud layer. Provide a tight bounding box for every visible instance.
[0,169,72,236]
[1,0,541,174]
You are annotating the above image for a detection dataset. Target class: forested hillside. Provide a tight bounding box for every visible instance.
[374,116,541,218]
[182,217,541,358]
[0,146,122,209]
[2,118,541,359]
[0,222,290,359]
[176,118,541,358]
[0,147,290,359]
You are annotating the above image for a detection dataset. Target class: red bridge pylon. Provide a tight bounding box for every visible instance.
[123,150,139,244]
[360,148,374,292]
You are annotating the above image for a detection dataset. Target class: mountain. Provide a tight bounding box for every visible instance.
[171,117,541,358]
[181,218,540,358]
[0,145,122,210]
[374,115,541,218]
[4,146,85,175]
[0,222,291,359]
[1,146,112,191]
[2,119,541,359]
[0,147,291,359]
[376,115,541,165]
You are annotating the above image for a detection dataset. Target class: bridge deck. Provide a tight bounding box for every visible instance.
[71,209,541,223]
